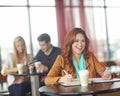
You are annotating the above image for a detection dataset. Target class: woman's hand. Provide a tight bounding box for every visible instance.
[58,74,72,83]
[13,67,18,73]
[102,72,112,80]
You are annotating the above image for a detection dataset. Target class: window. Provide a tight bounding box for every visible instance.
[30,7,58,55]
[0,0,58,67]
[84,0,120,61]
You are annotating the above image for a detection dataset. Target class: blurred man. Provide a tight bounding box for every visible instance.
[33,33,61,86]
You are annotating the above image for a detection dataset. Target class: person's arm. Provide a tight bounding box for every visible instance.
[45,55,72,85]
[102,67,112,80]
[1,55,18,76]
[45,55,63,85]
[32,50,41,61]
[91,52,112,79]
[3,67,18,75]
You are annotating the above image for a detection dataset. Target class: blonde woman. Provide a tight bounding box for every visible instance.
[1,36,31,96]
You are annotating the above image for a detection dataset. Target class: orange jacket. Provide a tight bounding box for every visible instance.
[45,52,106,85]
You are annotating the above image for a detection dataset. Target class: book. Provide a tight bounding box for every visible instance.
[93,78,120,83]
[60,79,91,86]
[60,78,120,87]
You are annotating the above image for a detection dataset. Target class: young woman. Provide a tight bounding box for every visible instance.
[45,28,112,85]
[1,36,31,96]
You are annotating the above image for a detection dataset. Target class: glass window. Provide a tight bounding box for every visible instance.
[1,0,120,65]
[84,7,107,61]
[84,0,104,7]
[0,7,30,53]
[106,0,120,7]
[0,0,57,58]
[0,0,58,71]
[30,7,58,56]
[29,0,55,6]
[107,8,120,60]
[93,8,107,61]
[73,8,81,27]
[64,0,80,6]
[0,0,27,5]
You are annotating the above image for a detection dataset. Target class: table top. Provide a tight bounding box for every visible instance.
[39,81,120,96]
[10,71,48,76]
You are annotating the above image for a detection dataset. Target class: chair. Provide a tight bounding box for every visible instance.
[0,73,10,96]
[0,92,10,96]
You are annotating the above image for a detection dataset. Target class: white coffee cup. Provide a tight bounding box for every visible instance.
[79,70,89,86]
[34,61,42,73]
[17,64,24,74]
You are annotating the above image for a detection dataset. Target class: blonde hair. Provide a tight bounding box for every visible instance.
[12,36,30,67]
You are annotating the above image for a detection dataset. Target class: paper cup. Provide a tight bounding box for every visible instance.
[34,61,42,73]
[79,70,89,86]
[17,64,24,74]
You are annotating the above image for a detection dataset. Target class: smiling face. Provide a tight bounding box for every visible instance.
[39,41,51,53]
[72,33,86,56]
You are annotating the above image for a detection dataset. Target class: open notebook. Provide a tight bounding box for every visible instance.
[93,78,120,83]
[60,78,120,87]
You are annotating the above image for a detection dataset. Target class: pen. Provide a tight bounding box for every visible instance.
[61,67,68,75]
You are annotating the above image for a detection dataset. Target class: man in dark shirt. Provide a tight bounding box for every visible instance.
[33,33,61,86]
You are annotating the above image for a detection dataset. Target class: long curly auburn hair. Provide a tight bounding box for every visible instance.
[62,28,90,67]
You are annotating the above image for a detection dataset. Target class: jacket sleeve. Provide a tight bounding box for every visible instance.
[33,50,41,61]
[45,55,64,85]
[91,53,106,76]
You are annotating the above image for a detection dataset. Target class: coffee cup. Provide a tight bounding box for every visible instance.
[79,70,89,86]
[17,64,24,74]
[34,61,42,73]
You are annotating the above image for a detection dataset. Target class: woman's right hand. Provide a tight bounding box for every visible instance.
[8,67,18,74]
[58,74,72,83]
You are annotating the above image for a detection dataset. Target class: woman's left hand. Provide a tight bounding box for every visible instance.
[102,72,112,80]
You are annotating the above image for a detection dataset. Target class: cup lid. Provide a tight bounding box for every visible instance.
[79,70,89,75]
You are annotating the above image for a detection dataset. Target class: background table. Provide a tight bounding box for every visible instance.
[10,71,46,76]
[11,71,47,96]
[39,81,120,96]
